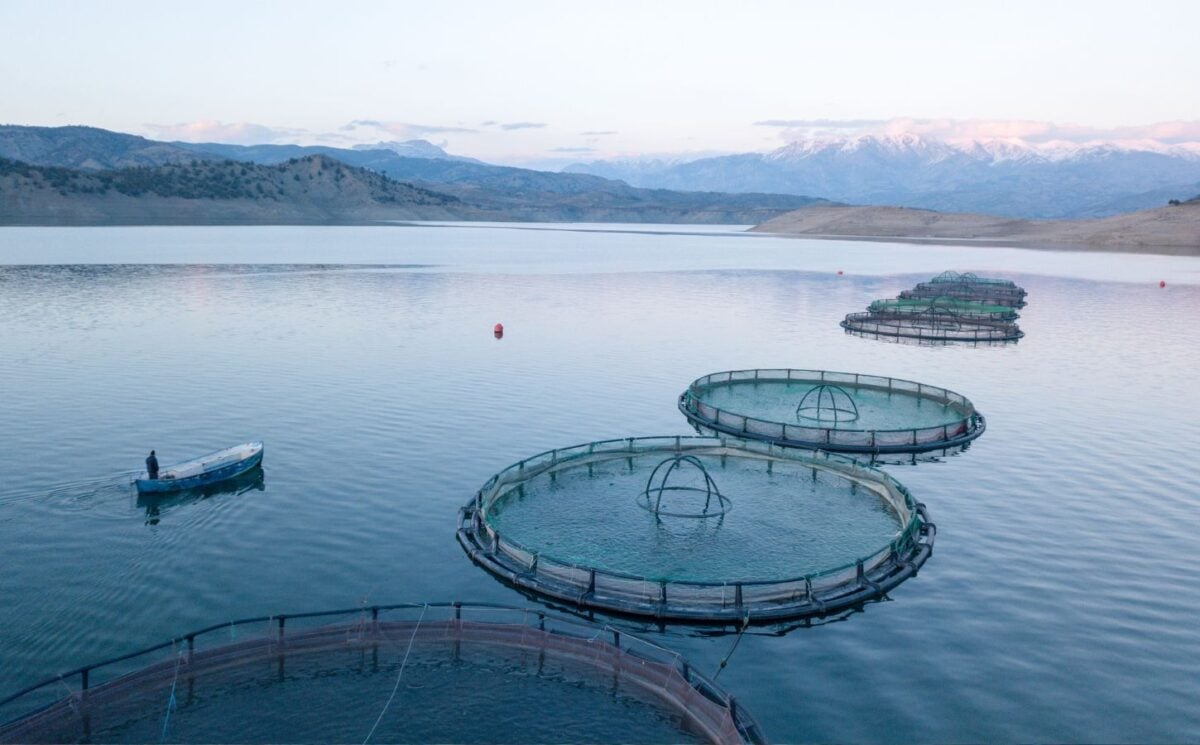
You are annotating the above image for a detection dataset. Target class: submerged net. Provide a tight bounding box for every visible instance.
[458,437,934,623]
[0,604,764,745]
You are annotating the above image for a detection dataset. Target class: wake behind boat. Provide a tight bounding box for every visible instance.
[135,442,264,494]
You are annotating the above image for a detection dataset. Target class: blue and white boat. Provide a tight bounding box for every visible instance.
[135,442,264,494]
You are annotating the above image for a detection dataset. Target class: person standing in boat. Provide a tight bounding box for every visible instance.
[145,450,159,480]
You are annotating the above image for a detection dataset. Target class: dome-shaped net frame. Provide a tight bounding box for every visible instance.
[458,436,935,623]
[930,270,1016,287]
[637,454,732,519]
[795,384,860,424]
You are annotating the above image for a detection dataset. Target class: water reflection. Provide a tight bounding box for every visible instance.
[137,466,265,525]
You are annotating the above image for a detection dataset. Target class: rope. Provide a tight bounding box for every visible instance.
[159,648,184,743]
[712,612,750,681]
[362,603,428,745]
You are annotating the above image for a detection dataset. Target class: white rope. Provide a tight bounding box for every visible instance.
[160,647,184,743]
[362,603,428,745]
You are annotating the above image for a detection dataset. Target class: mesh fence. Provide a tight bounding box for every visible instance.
[866,298,1019,321]
[899,283,1026,307]
[841,313,1024,342]
[459,436,934,623]
[679,369,983,454]
[0,604,764,745]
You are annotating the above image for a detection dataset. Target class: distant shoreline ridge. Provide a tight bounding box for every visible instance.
[750,203,1200,255]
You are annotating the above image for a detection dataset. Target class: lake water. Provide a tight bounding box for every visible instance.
[2,224,1200,743]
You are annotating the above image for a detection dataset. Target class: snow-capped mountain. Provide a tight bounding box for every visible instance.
[565,134,1200,218]
[351,139,477,162]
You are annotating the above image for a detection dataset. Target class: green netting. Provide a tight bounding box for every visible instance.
[929,270,1018,287]
[897,271,1028,309]
[867,297,1019,321]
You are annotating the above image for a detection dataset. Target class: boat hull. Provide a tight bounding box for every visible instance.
[135,447,264,494]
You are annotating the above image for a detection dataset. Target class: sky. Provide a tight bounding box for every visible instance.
[2,0,1198,166]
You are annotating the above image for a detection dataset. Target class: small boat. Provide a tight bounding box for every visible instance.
[135,442,264,494]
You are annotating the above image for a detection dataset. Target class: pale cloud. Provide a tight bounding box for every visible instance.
[760,117,1200,145]
[341,119,477,137]
[479,120,548,131]
[755,119,885,129]
[144,120,303,144]
[580,130,618,136]
[498,122,548,131]
[549,146,595,153]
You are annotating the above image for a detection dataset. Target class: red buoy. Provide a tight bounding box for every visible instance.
[1159,280,1166,288]
[836,270,844,276]
[493,322,504,338]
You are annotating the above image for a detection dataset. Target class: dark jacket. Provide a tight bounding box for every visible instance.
[146,453,159,478]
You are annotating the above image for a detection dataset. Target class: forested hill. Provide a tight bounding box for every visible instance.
[0,155,477,224]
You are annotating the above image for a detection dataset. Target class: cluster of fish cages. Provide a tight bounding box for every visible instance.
[843,271,1026,343]
[901,270,1027,307]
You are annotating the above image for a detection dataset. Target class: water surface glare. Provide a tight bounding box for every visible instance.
[2,225,1200,743]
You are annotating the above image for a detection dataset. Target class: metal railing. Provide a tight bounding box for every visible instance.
[0,602,766,745]
[677,369,983,452]
[899,284,1027,307]
[458,436,933,621]
[841,313,1024,342]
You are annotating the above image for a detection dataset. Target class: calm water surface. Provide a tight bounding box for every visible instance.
[487,453,902,582]
[2,224,1200,743]
[699,380,967,430]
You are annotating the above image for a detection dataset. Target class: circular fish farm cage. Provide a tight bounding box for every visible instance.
[0,604,765,745]
[457,436,935,624]
[679,369,985,454]
[867,297,1019,322]
[841,310,1024,343]
[900,272,1027,307]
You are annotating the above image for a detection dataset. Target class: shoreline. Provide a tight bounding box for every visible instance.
[752,230,1200,257]
[750,203,1200,257]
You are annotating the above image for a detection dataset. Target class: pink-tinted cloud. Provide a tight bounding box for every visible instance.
[759,117,1200,145]
[144,120,303,144]
[342,120,476,137]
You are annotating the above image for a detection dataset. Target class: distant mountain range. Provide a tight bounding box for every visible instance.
[0,125,826,225]
[565,133,1200,219]
[6,124,1198,224]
